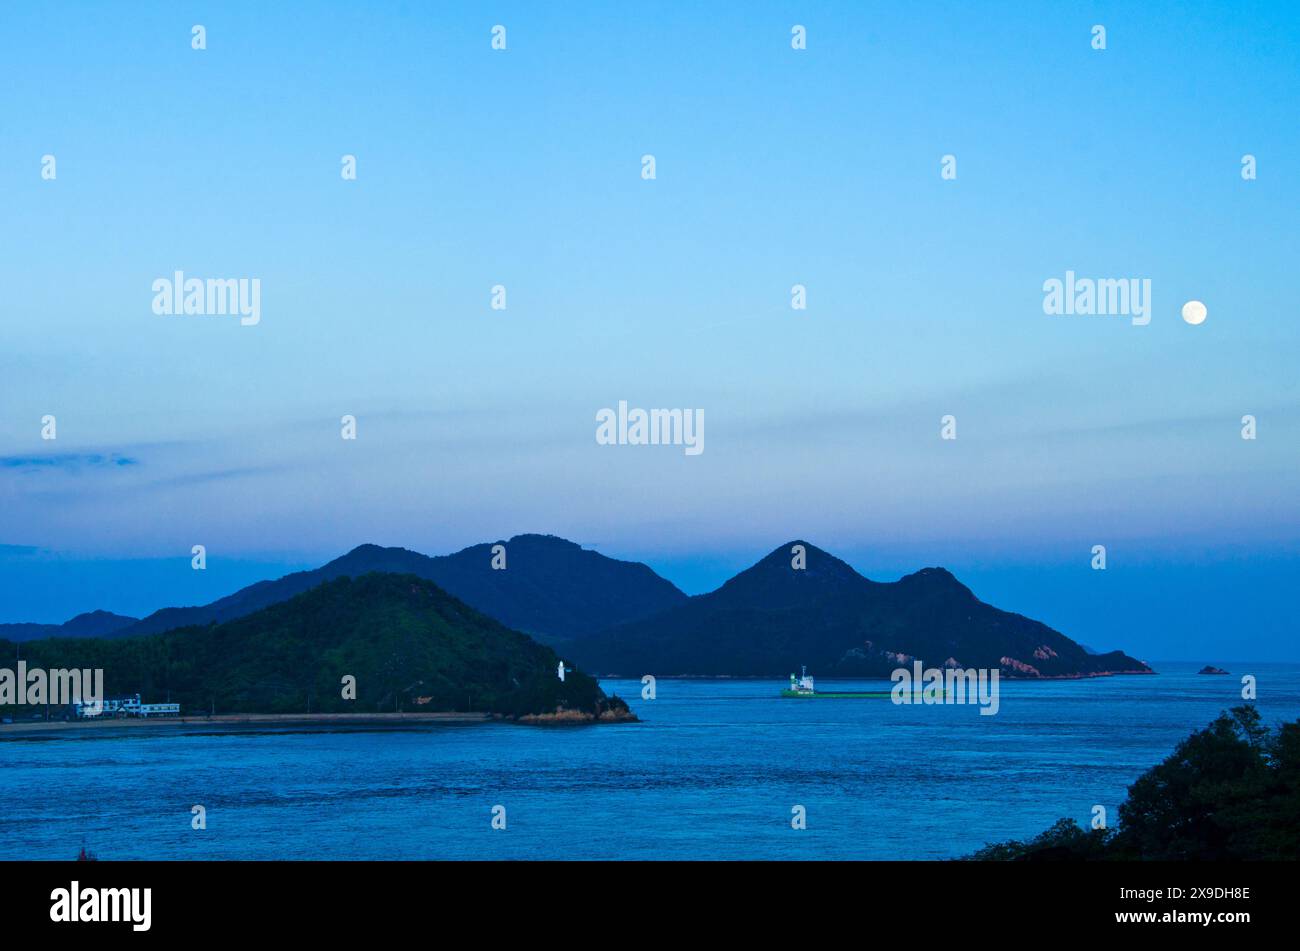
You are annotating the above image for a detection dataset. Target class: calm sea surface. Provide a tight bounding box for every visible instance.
[2,662,1296,860]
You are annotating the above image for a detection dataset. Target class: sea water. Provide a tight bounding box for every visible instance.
[1,662,1295,860]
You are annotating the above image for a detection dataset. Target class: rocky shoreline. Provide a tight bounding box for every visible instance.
[514,694,638,725]
[514,708,639,725]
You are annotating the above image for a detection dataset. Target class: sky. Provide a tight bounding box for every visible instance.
[1,2,1298,661]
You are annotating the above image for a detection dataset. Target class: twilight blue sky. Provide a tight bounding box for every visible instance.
[1,2,1297,661]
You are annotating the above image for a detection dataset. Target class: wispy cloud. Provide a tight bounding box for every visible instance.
[0,453,138,470]
[137,465,287,490]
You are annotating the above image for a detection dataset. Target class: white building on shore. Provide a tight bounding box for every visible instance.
[72,694,180,719]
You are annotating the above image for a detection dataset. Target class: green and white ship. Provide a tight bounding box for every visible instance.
[779,666,893,699]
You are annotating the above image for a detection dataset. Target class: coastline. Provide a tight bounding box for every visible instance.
[0,707,641,739]
[592,669,1156,680]
[0,711,491,739]
[516,708,639,725]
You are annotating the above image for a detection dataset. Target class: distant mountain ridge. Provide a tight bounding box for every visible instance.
[0,610,138,642]
[116,534,686,645]
[567,541,1152,679]
[2,537,1152,680]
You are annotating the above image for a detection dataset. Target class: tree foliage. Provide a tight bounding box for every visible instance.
[3,573,611,719]
[969,706,1300,861]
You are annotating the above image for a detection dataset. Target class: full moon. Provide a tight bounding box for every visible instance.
[1182,300,1208,325]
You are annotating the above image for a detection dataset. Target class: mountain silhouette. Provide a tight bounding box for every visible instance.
[0,610,139,642]
[5,537,1150,680]
[567,541,1151,678]
[117,534,685,646]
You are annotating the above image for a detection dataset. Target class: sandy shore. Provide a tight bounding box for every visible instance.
[0,711,491,738]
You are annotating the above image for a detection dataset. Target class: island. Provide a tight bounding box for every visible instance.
[3,573,635,726]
